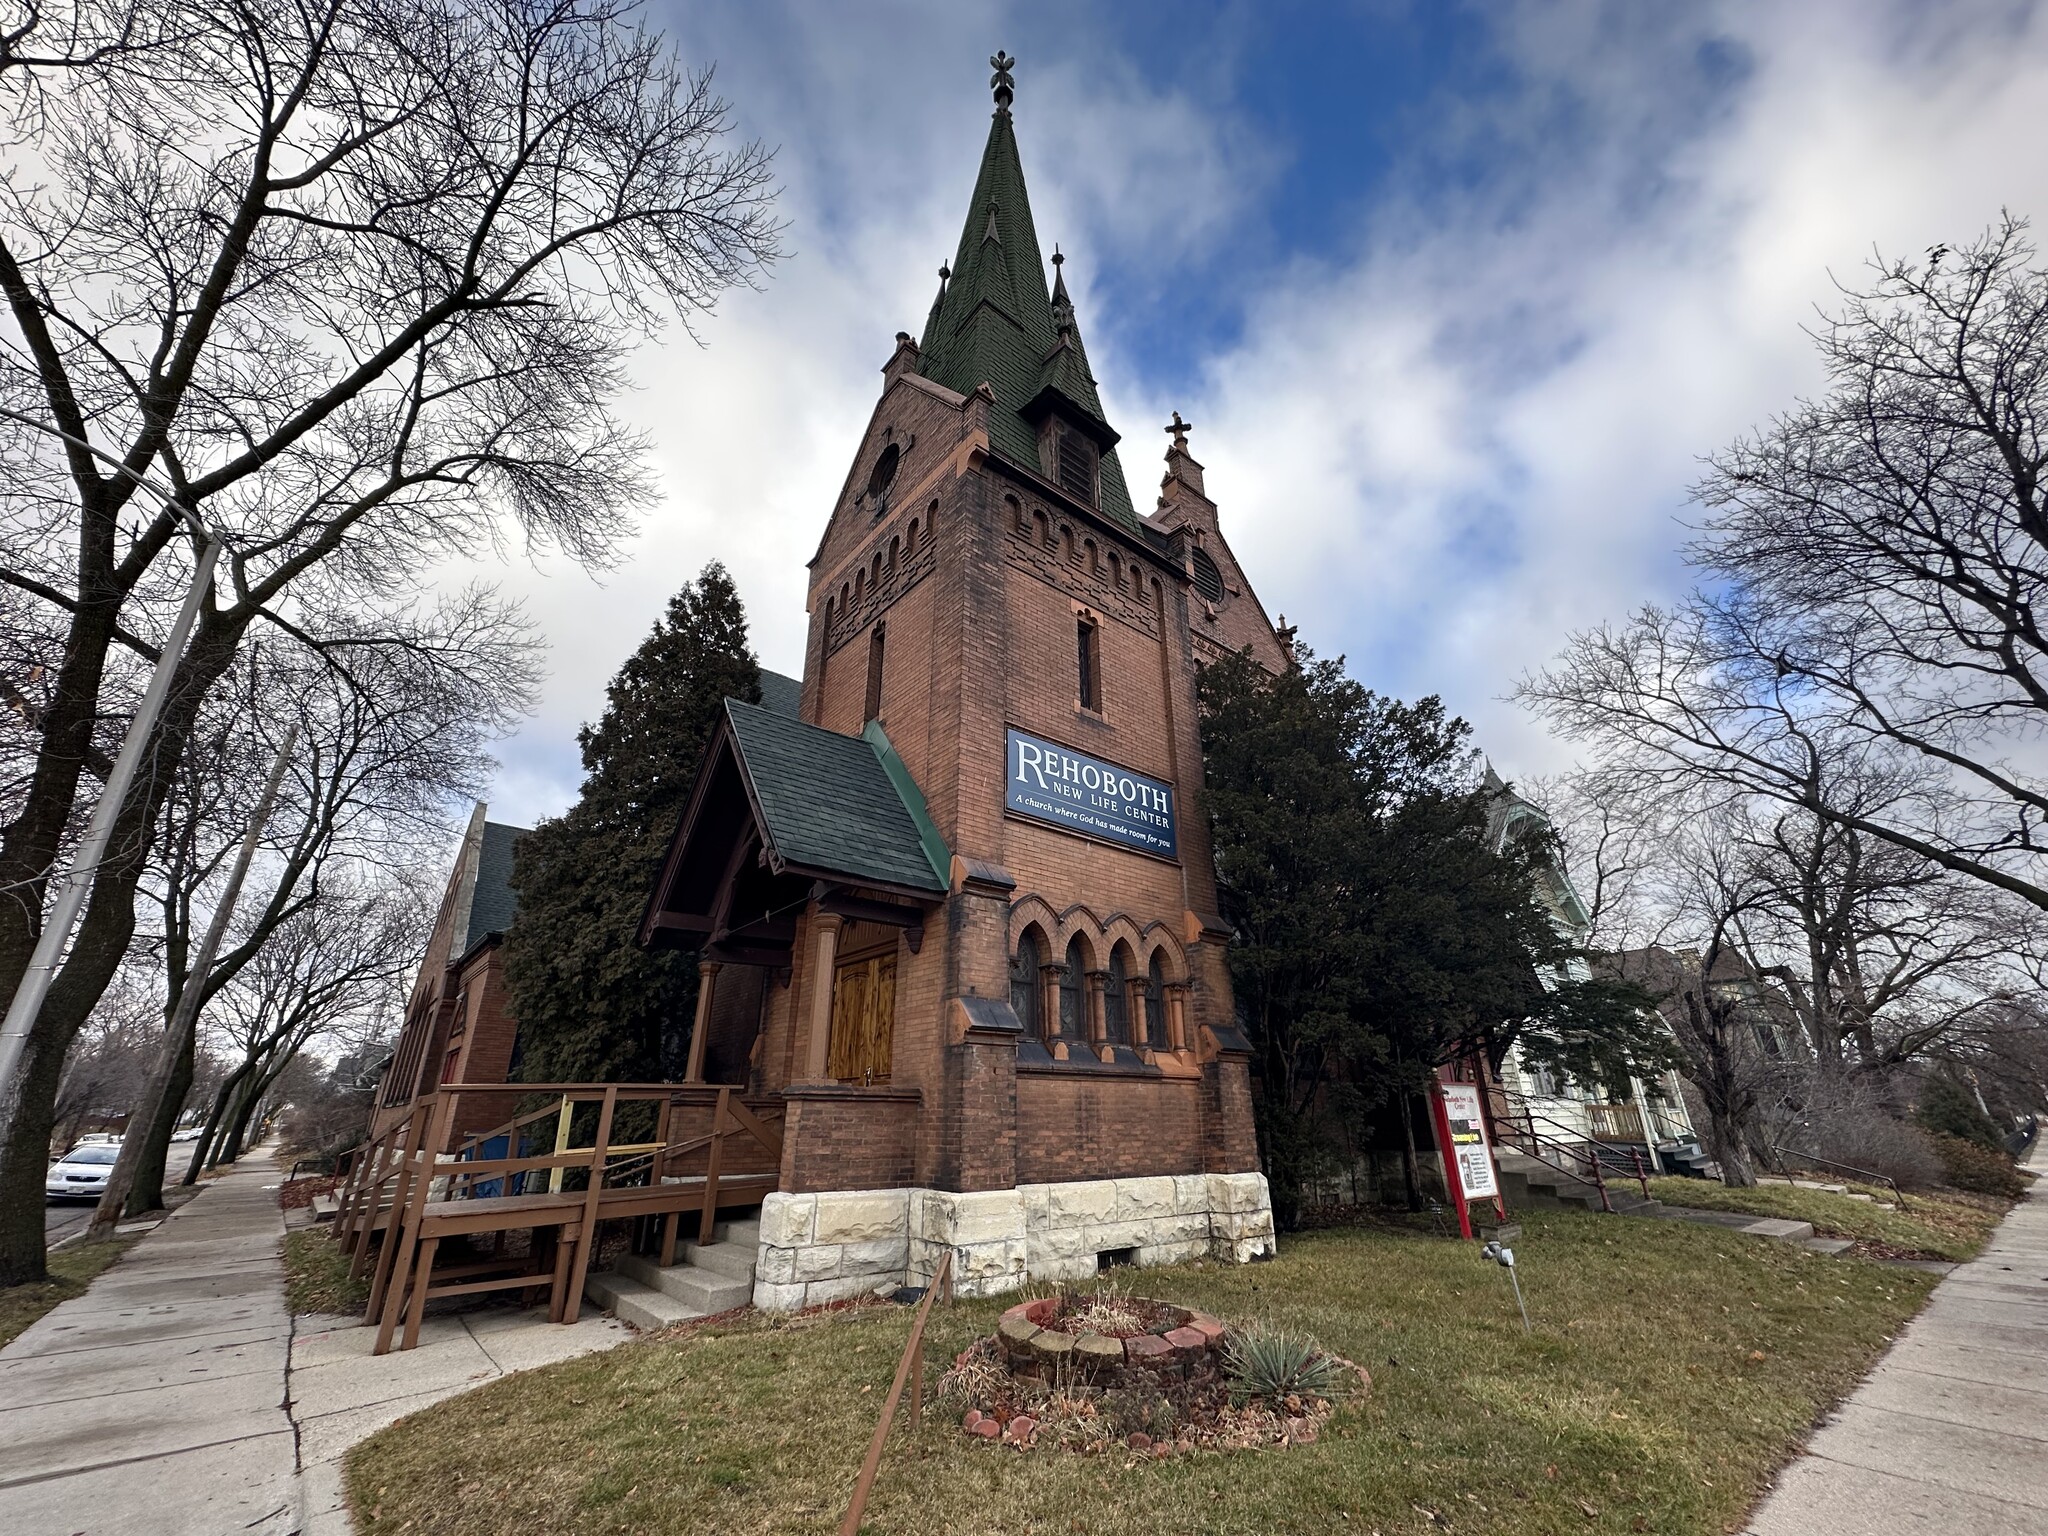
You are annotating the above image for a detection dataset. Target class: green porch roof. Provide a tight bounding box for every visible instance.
[725,701,948,895]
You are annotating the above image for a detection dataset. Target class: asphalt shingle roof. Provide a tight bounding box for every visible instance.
[725,701,947,894]
[756,669,802,719]
[917,103,1141,534]
[464,820,527,951]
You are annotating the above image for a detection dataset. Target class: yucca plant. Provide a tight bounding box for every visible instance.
[1221,1323,1340,1405]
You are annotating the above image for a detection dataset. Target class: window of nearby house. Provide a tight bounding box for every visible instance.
[864,624,886,723]
[1191,548,1224,603]
[1057,426,1097,502]
[1077,619,1100,712]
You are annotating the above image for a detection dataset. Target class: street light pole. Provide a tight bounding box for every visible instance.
[0,407,224,1158]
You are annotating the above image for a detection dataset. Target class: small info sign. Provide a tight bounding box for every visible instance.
[1005,728,1178,859]
[1440,1082,1499,1201]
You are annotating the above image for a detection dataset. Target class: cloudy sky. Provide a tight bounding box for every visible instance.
[467,0,2048,829]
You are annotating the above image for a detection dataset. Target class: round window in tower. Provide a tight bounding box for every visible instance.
[1191,547,1225,603]
[867,443,901,498]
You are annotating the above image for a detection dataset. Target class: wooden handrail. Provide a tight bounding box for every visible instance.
[839,1251,954,1536]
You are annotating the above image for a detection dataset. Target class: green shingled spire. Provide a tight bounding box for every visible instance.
[917,55,1140,532]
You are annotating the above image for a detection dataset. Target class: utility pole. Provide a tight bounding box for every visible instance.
[0,539,220,1154]
[87,723,298,1240]
[0,406,223,1176]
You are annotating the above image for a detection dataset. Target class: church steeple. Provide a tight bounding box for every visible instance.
[915,54,1140,532]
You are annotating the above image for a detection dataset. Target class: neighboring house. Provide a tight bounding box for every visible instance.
[370,804,529,1145]
[369,676,805,1146]
[1484,770,1706,1173]
[1599,942,1809,1169]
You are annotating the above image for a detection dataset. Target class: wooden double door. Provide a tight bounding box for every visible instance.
[826,949,896,1084]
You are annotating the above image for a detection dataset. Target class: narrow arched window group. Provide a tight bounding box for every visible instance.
[1008,923,1185,1058]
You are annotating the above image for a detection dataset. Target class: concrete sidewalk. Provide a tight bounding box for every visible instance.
[0,1149,300,1535]
[1745,1149,2048,1536]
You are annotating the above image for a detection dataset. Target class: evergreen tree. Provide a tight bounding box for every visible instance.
[1915,1072,2005,1151]
[503,565,762,1083]
[1198,644,1671,1223]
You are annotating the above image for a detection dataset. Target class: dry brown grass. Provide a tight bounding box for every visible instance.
[344,1205,1948,1536]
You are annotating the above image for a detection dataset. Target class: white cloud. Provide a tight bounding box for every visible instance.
[1186,0,2048,783]
[465,0,2048,830]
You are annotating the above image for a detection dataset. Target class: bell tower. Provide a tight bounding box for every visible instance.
[649,55,1276,1307]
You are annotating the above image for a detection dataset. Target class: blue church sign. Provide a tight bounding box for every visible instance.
[1005,728,1177,859]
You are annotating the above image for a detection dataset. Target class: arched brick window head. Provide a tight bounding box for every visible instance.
[868,442,900,499]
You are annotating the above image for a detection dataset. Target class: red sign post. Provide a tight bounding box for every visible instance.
[1431,1074,1503,1240]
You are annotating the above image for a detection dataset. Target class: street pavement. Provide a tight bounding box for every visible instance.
[44,1200,91,1245]
[1744,1142,2048,1536]
[2,1143,632,1535]
[0,1148,300,1534]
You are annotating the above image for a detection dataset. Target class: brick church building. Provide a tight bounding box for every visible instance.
[637,55,1286,1307]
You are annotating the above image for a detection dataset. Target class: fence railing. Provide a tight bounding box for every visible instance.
[1495,1092,1656,1209]
[839,1250,954,1536]
[329,1081,787,1352]
[1765,1143,1908,1210]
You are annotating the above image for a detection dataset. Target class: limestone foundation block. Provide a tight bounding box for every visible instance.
[1044,1179,1117,1228]
[811,1190,912,1245]
[754,1245,799,1285]
[1172,1173,1212,1215]
[757,1192,818,1249]
[751,1278,806,1312]
[803,1272,887,1308]
[1109,1177,1176,1223]
[793,1242,845,1281]
[839,1236,910,1274]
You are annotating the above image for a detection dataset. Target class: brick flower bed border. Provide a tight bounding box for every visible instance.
[994,1295,1228,1390]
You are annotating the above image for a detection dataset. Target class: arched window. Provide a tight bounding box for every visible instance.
[1145,951,1166,1046]
[1104,943,1133,1045]
[1005,494,1023,532]
[1059,938,1087,1039]
[870,550,884,586]
[1084,538,1099,575]
[1032,509,1050,547]
[887,535,899,576]
[907,517,920,548]
[1192,548,1225,603]
[1010,927,1044,1035]
[867,442,900,498]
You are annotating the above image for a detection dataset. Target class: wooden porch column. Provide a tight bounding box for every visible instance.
[803,912,844,1081]
[684,960,721,1082]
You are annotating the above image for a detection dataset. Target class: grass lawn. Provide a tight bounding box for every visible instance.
[285,1228,371,1316]
[0,1237,134,1349]
[1645,1177,2011,1261]
[345,1207,1940,1536]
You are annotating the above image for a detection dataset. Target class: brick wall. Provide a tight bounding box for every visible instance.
[780,1084,921,1193]
[1014,1069,1206,1183]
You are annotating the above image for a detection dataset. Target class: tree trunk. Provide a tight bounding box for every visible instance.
[1710,1105,1758,1187]
[1399,1091,1423,1211]
[0,614,242,1286]
[122,1028,196,1217]
[182,1072,241,1185]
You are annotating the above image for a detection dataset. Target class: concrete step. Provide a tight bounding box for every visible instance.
[582,1270,704,1332]
[680,1235,758,1283]
[309,1194,339,1222]
[617,1253,752,1313]
[1805,1236,1856,1256]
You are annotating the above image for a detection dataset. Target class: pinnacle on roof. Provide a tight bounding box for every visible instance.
[915,53,1140,532]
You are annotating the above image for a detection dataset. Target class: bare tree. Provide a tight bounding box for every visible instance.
[0,0,779,1283]
[1522,216,2048,913]
[184,872,420,1177]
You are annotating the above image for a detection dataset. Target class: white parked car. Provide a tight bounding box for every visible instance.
[46,1144,121,1202]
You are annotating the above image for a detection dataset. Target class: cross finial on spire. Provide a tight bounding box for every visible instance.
[990,50,1016,112]
[1166,411,1193,450]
